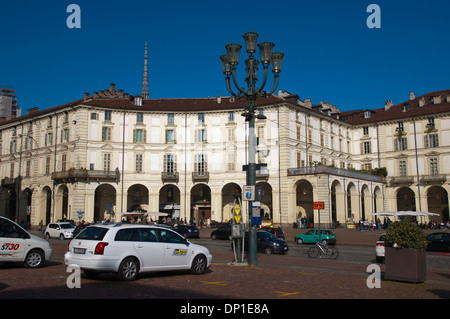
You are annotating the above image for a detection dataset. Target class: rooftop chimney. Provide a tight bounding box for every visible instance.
[385,100,393,111]
[410,92,415,100]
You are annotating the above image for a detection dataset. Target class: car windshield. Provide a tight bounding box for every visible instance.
[76,227,109,240]
[60,223,75,229]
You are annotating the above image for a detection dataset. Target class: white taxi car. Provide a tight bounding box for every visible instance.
[65,223,212,281]
[0,216,52,268]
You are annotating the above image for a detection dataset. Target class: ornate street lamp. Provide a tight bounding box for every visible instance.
[220,32,284,266]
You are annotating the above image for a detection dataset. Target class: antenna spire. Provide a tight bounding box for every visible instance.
[141,41,149,100]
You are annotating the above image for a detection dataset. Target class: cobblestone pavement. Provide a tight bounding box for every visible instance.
[0,227,449,300]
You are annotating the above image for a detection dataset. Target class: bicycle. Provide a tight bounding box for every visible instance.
[308,242,339,259]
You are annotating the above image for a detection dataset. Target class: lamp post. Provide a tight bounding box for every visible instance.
[220,32,284,266]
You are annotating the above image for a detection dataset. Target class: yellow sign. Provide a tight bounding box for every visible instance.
[234,204,241,223]
[173,249,188,255]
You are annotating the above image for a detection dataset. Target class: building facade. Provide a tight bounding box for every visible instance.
[1,84,448,227]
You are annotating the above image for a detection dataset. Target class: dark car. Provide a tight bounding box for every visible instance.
[243,231,289,255]
[259,226,285,240]
[211,223,232,240]
[172,225,200,238]
[426,232,450,252]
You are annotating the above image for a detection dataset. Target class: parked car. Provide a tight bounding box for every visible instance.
[45,222,75,240]
[0,216,52,268]
[426,232,450,252]
[172,225,200,238]
[211,223,232,240]
[259,226,285,240]
[65,223,212,281]
[375,233,386,263]
[242,231,289,255]
[294,229,336,245]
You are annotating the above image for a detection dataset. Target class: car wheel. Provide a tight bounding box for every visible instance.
[117,257,139,281]
[24,250,44,268]
[60,234,65,240]
[211,234,217,240]
[264,247,273,255]
[296,238,303,244]
[191,254,207,275]
[45,233,51,239]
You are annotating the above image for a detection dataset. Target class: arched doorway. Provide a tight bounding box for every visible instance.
[94,184,117,221]
[127,184,149,212]
[330,180,344,226]
[361,184,371,220]
[221,183,242,222]
[295,180,313,224]
[396,187,416,212]
[257,182,273,221]
[191,184,211,225]
[159,184,181,219]
[55,185,69,221]
[347,182,357,219]
[427,186,449,222]
[373,186,382,214]
[41,186,52,224]
[23,188,33,224]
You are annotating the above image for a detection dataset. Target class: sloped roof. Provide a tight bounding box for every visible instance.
[340,89,450,125]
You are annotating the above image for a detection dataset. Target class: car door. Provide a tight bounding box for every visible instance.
[0,218,27,262]
[48,224,58,238]
[303,230,314,243]
[427,233,443,251]
[131,228,164,270]
[156,228,191,268]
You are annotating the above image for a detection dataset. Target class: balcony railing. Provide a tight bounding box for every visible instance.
[287,165,385,183]
[161,171,179,183]
[192,171,209,183]
[420,174,446,184]
[389,176,414,185]
[52,168,120,184]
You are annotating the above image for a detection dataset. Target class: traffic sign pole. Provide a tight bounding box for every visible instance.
[314,202,324,243]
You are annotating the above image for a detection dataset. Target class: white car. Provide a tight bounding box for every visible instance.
[375,233,386,263]
[45,222,75,240]
[0,216,52,268]
[65,223,213,281]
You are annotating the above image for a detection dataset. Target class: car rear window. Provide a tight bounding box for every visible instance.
[76,227,109,240]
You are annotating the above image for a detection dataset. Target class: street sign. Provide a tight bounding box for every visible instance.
[313,202,324,210]
[243,185,255,201]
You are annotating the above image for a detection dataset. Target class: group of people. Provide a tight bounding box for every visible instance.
[358,218,388,231]
[421,220,450,229]
[296,216,310,229]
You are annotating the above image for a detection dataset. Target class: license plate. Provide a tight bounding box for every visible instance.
[73,248,86,254]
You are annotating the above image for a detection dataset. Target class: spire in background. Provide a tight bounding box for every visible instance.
[141,41,149,100]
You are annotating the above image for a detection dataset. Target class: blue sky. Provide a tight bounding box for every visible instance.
[1,0,449,114]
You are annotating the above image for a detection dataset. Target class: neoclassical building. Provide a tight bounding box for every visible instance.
[1,82,449,228]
